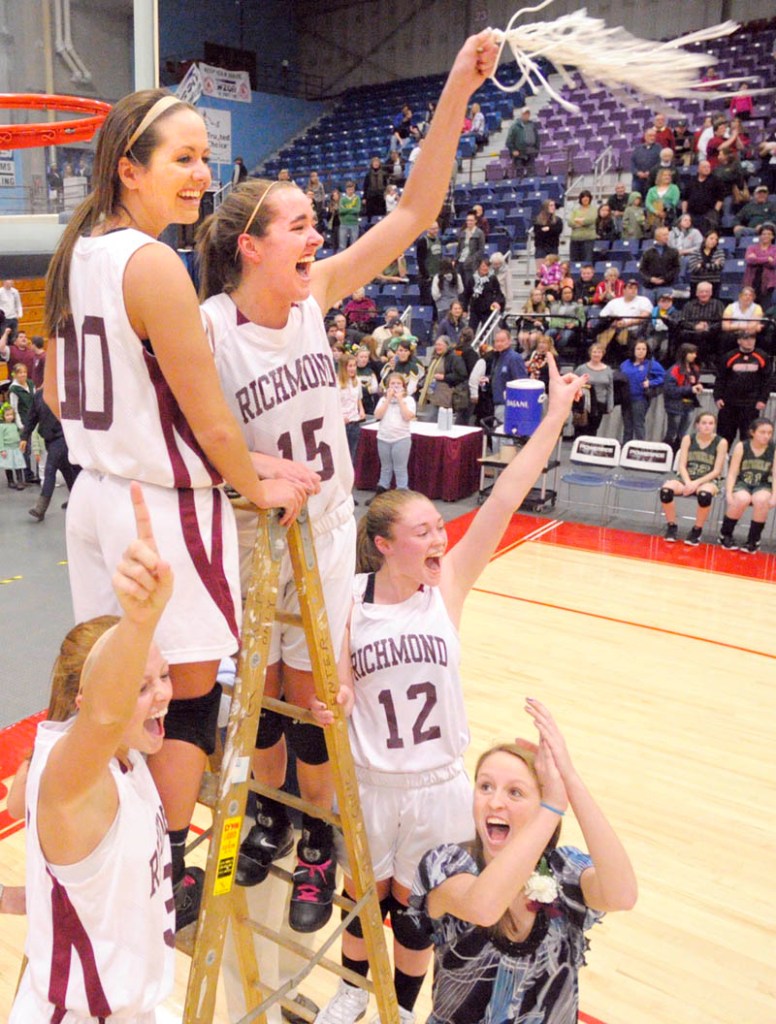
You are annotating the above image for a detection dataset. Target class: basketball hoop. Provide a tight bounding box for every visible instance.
[0,94,111,150]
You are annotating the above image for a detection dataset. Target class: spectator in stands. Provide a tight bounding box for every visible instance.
[454,328,478,423]
[646,169,681,230]
[416,222,443,307]
[598,280,653,363]
[653,113,675,151]
[722,286,764,340]
[663,343,704,451]
[536,253,563,293]
[384,183,400,212]
[706,120,735,170]
[417,334,466,414]
[568,190,597,264]
[525,334,558,386]
[0,327,35,376]
[383,150,405,186]
[639,226,680,299]
[573,342,614,437]
[491,327,528,423]
[338,180,362,251]
[436,299,468,347]
[306,171,326,221]
[471,203,490,239]
[490,252,510,307]
[595,203,617,244]
[375,253,409,284]
[469,102,487,146]
[669,213,703,261]
[650,291,680,362]
[660,411,728,545]
[621,192,646,241]
[431,259,464,322]
[277,168,293,183]
[695,114,715,162]
[343,287,378,332]
[719,417,776,553]
[592,266,624,306]
[532,199,563,259]
[729,84,754,122]
[600,185,626,239]
[573,264,599,306]
[714,333,772,446]
[390,103,414,154]
[687,231,725,297]
[231,157,248,187]
[0,280,23,342]
[355,345,380,415]
[468,338,496,425]
[681,160,722,235]
[630,127,661,198]
[548,286,584,354]
[712,150,748,209]
[743,223,776,308]
[679,281,724,363]
[325,187,340,245]
[465,257,505,334]
[373,307,402,358]
[673,120,693,167]
[619,339,665,442]
[734,186,776,238]
[455,211,486,290]
[381,338,423,397]
[647,148,679,188]
[506,107,541,178]
[759,133,776,195]
[362,156,388,219]
[517,288,550,354]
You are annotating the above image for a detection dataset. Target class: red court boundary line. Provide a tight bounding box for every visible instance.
[446,510,776,582]
[473,585,776,660]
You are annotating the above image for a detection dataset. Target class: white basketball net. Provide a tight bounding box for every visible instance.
[490,0,761,112]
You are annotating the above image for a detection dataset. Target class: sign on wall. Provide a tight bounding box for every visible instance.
[0,151,16,188]
[199,62,252,104]
[200,108,232,164]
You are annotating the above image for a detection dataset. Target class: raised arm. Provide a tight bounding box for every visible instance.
[38,484,173,861]
[527,700,637,913]
[311,31,499,311]
[441,357,583,624]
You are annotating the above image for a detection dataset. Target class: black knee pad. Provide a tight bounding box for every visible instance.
[256,708,286,749]
[342,892,393,936]
[164,684,221,756]
[389,896,432,951]
[659,487,675,505]
[287,719,329,765]
[696,490,713,508]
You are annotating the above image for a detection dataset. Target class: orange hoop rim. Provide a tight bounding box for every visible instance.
[0,94,112,150]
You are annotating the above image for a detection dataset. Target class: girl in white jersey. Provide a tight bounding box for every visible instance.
[196,30,502,933]
[42,89,306,930]
[313,357,585,1024]
[11,484,175,1024]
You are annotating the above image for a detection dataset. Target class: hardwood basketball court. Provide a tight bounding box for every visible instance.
[1,515,773,1023]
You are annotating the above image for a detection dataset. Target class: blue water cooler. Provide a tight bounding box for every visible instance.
[504,379,545,436]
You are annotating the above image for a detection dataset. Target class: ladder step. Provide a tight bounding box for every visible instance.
[243,917,376,994]
[250,782,343,830]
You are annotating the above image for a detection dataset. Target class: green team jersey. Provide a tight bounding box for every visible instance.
[685,434,721,481]
[737,440,775,490]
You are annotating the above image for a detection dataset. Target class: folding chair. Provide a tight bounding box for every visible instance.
[610,440,674,517]
[559,435,621,518]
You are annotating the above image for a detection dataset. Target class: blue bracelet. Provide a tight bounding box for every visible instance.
[540,801,565,817]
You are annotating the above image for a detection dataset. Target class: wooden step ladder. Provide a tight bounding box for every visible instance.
[178,504,398,1024]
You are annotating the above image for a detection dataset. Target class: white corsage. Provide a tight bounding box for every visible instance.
[524,871,559,904]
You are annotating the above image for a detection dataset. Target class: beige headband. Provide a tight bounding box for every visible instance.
[236,180,281,259]
[125,95,182,153]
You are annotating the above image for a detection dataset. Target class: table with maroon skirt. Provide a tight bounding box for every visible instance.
[354,421,483,501]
